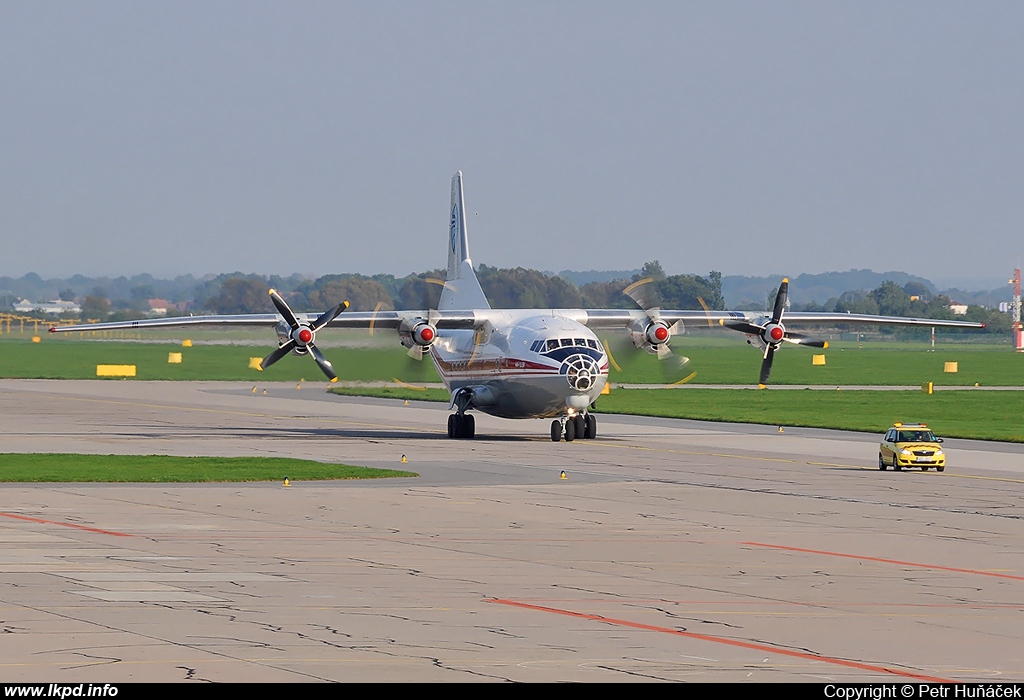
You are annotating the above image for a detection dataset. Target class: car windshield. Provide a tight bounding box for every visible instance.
[898,430,936,442]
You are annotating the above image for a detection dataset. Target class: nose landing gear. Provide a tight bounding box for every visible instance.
[550,413,597,442]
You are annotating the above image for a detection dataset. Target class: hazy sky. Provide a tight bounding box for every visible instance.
[2,1,1022,289]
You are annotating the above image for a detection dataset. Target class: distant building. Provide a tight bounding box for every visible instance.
[12,299,81,315]
[948,303,968,316]
[147,299,169,316]
[999,302,1010,313]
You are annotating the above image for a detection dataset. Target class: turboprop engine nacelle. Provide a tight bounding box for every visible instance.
[743,319,785,353]
[627,318,672,354]
[399,320,437,350]
[275,320,310,355]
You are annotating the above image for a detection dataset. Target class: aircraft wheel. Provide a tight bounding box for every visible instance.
[550,420,562,442]
[574,415,586,440]
[448,414,457,439]
[463,414,475,439]
[564,418,576,442]
[585,414,597,439]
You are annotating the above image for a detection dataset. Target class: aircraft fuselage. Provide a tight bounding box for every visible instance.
[429,311,609,419]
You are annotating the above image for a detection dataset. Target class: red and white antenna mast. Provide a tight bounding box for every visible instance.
[1012,268,1023,352]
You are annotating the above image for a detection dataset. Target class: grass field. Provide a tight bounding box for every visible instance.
[0,454,417,482]
[4,333,1023,385]
[5,332,1024,443]
[594,389,1024,442]
[326,386,1024,443]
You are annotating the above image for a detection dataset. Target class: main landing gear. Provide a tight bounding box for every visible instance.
[448,413,475,439]
[551,413,597,442]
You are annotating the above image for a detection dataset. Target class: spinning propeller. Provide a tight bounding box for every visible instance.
[720,278,827,386]
[617,277,692,383]
[260,289,349,381]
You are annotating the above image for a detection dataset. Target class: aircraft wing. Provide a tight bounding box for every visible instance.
[48,310,480,334]
[579,309,985,330]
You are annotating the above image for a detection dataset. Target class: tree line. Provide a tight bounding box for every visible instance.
[19,264,1010,334]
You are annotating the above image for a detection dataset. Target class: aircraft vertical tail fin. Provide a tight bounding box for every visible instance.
[439,171,490,310]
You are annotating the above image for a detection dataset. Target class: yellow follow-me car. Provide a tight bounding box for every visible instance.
[879,423,946,472]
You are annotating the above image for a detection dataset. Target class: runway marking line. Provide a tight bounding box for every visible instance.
[489,597,951,682]
[0,511,134,537]
[744,542,1024,581]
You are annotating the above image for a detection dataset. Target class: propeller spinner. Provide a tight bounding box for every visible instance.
[260,289,349,381]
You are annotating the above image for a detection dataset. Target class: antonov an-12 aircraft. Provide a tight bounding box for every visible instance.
[51,172,984,441]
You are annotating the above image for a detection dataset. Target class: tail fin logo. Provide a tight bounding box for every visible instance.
[450,203,459,255]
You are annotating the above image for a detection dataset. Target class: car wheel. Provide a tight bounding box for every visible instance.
[936,465,945,472]
[893,454,902,471]
[878,454,887,471]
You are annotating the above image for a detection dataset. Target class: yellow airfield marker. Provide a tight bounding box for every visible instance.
[181,339,192,347]
[96,365,136,377]
[263,389,268,395]
[283,478,291,487]
[944,361,958,373]
[401,454,408,463]
[812,354,826,365]
[296,384,301,390]
[252,386,258,393]
[777,426,784,433]
[31,336,40,343]
[560,471,567,480]
[168,352,182,364]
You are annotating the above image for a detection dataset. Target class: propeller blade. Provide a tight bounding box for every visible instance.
[660,347,693,384]
[260,340,296,371]
[312,301,349,331]
[268,289,300,329]
[308,343,338,381]
[622,277,663,321]
[407,345,427,361]
[759,344,776,386]
[783,332,828,348]
[723,320,766,336]
[771,278,789,324]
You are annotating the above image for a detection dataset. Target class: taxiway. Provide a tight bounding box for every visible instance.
[0,379,1022,682]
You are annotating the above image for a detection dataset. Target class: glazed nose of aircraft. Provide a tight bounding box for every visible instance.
[563,354,601,391]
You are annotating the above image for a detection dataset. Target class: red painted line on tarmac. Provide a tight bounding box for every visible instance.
[743,542,1024,581]
[489,598,951,682]
[0,511,134,537]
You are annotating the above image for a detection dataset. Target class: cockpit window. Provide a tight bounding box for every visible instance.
[587,339,598,350]
[560,338,573,347]
[573,338,586,347]
[546,339,560,352]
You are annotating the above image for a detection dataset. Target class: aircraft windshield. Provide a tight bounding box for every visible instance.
[898,431,936,442]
